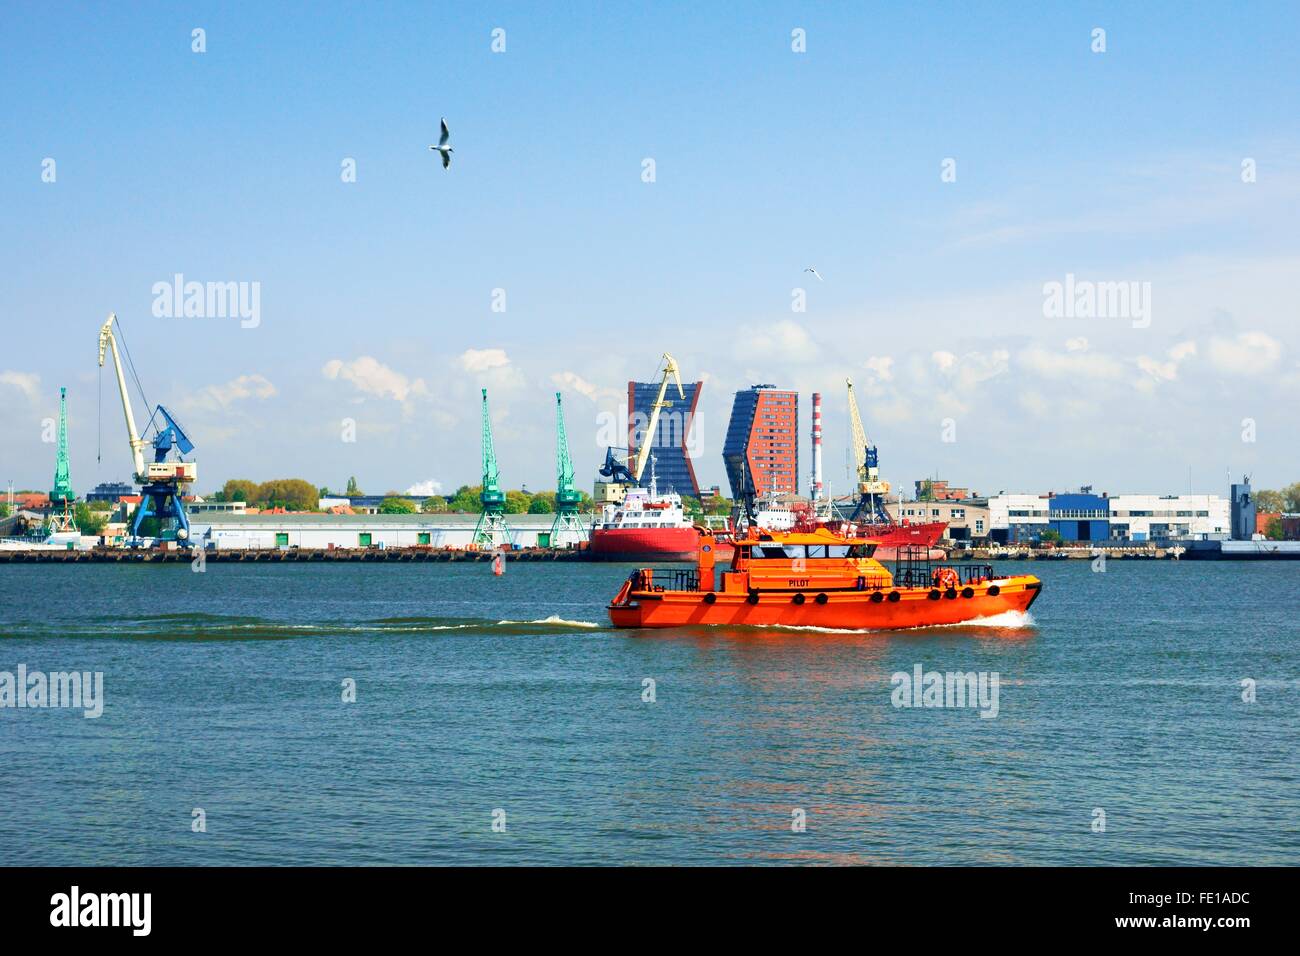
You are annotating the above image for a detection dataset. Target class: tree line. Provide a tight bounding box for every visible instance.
[205,478,734,517]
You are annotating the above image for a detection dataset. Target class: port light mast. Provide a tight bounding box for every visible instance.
[550,391,587,547]
[97,313,197,547]
[473,387,511,548]
[846,377,891,523]
[47,386,78,532]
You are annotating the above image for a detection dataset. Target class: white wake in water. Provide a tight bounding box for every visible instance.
[935,610,1036,629]
[751,610,1036,635]
[495,615,601,629]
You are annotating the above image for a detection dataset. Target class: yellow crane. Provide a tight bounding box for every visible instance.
[846,377,890,522]
[631,353,684,483]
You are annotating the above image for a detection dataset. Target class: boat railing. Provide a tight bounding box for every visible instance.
[632,568,700,593]
[892,562,995,588]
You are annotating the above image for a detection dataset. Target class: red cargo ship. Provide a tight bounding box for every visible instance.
[588,480,700,562]
[590,484,948,563]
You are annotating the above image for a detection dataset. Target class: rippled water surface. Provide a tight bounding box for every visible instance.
[1,560,1296,865]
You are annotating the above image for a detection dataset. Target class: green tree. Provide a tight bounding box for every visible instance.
[318,486,332,498]
[1254,489,1283,512]
[527,493,555,514]
[504,490,531,514]
[378,497,418,514]
[0,503,9,518]
[702,496,732,515]
[345,476,362,496]
[918,480,934,502]
[222,478,259,503]
[254,479,319,511]
[73,502,108,535]
[126,505,160,539]
[448,485,482,512]
[421,496,449,513]
[1283,482,1300,514]
[680,496,703,516]
[1264,517,1285,540]
[1039,529,1062,544]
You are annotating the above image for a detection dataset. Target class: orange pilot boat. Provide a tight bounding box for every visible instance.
[607,527,1042,631]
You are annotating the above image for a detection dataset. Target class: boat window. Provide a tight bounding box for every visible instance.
[845,544,877,558]
[807,545,828,558]
[754,545,804,559]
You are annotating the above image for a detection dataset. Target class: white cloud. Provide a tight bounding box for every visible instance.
[552,370,620,404]
[1136,341,1196,385]
[457,348,526,391]
[406,479,443,496]
[1018,345,1124,381]
[863,356,894,381]
[947,349,1011,390]
[1065,337,1089,352]
[1018,390,1050,418]
[738,320,819,363]
[1206,331,1282,376]
[322,356,428,402]
[0,370,40,403]
[189,373,277,410]
[931,351,956,372]
[458,348,511,374]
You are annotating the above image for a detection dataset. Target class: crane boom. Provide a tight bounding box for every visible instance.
[550,391,588,547]
[555,392,579,508]
[632,353,684,482]
[847,377,868,487]
[846,377,890,522]
[98,314,147,479]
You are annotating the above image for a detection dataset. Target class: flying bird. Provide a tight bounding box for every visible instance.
[804,267,824,281]
[430,118,453,169]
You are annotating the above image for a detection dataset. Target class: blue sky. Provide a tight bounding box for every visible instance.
[3,1,1298,500]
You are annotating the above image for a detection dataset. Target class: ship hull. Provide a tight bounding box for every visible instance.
[609,576,1041,630]
[588,526,699,563]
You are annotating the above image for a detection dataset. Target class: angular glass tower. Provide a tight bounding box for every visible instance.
[723,385,798,499]
[627,379,702,498]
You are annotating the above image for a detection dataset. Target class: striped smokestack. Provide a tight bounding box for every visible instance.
[811,391,823,499]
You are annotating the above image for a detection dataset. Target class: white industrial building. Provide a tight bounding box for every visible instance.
[987,494,1051,535]
[985,492,1229,542]
[188,513,581,551]
[1106,494,1229,540]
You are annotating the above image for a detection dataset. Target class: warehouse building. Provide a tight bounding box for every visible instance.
[188,513,575,551]
[987,492,1229,543]
[1107,494,1229,541]
[887,498,991,543]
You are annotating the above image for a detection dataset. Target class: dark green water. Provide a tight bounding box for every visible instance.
[0,560,1295,865]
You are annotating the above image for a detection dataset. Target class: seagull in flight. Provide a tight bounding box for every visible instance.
[430,118,453,169]
[804,266,824,281]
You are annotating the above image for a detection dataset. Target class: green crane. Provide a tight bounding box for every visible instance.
[550,391,588,547]
[473,387,510,548]
[48,386,78,532]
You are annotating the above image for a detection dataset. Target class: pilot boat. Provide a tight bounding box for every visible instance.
[607,527,1042,630]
